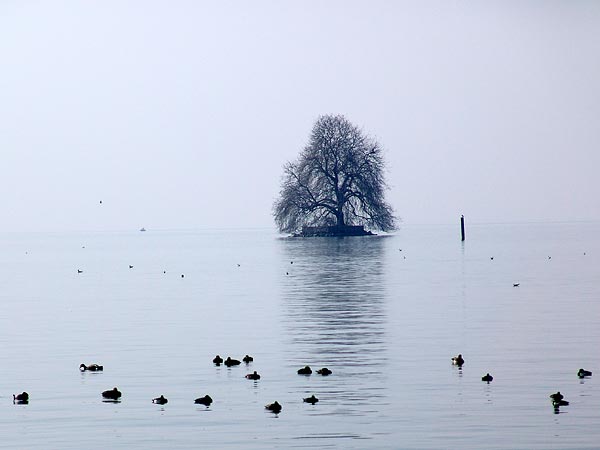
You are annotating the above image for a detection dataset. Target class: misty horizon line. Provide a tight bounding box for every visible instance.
[2,218,599,235]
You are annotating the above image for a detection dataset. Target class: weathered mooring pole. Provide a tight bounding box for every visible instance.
[460,215,465,241]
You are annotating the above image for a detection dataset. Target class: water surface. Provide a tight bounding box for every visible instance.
[0,223,599,448]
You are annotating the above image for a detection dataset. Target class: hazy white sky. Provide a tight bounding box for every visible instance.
[1,1,599,232]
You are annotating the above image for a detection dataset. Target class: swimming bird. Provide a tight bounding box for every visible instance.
[317,368,332,376]
[213,355,224,365]
[245,371,261,380]
[194,395,213,406]
[553,399,569,407]
[578,368,592,378]
[80,363,103,372]
[290,261,294,264]
[452,354,464,366]
[303,395,319,404]
[550,392,564,402]
[490,257,494,260]
[297,366,312,375]
[242,355,253,363]
[152,395,168,405]
[513,283,520,287]
[181,274,184,278]
[265,401,282,413]
[102,387,122,400]
[482,373,493,383]
[13,392,29,404]
[224,357,241,367]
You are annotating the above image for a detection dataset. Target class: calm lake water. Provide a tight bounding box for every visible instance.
[0,222,599,449]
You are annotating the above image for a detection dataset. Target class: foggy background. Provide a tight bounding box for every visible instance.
[1,1,599,232]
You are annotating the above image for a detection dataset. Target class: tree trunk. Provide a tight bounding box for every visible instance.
[335,210,345,227]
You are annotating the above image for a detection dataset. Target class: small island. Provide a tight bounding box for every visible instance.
[294,225,373,237]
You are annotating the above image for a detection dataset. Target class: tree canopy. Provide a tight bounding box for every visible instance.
[273,115,396,234]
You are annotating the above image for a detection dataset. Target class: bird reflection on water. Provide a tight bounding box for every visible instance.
[280,235,390,412]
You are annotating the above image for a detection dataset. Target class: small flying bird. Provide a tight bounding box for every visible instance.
[77,269,83,274]
[513,283,520,287]
[129,265,133,269]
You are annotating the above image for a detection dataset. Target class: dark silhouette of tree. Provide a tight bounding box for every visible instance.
[274,115,396,233]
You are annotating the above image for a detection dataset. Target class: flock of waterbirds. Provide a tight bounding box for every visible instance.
[450,354,593,413]
[12,354,591,414]
[12,355,334,413]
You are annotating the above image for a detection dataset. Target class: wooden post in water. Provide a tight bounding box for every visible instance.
[460,215,465,241]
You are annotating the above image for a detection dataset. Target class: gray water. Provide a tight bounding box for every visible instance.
[0,223,599,449]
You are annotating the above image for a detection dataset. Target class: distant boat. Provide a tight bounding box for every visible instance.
[140,228,146,232]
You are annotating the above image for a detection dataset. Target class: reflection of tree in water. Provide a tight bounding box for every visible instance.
[280,236,389,372]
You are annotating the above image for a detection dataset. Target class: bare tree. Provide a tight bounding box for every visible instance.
[273,115,396,234]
